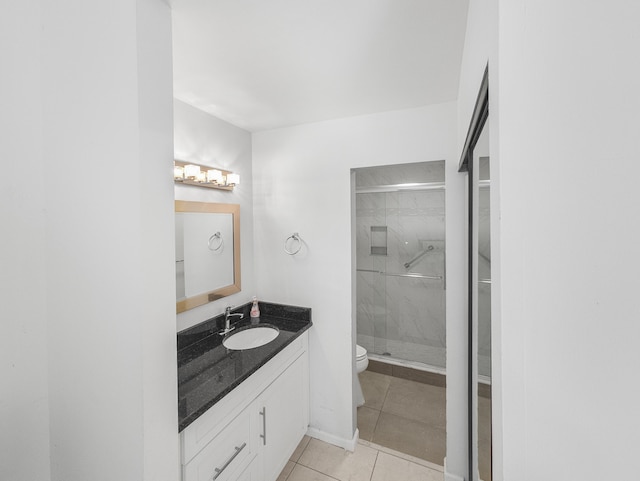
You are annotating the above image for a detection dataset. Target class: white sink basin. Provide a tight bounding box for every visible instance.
[223,325,280,350]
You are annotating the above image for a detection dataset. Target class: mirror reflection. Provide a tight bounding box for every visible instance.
[176,212,234,299]
[474,123,492,481]
[175,200,241,313]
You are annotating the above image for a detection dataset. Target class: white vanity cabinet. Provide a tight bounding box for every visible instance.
[180,333,309,481]
[255,349,308,481]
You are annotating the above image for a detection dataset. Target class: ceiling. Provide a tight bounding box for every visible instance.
[171,0,469,132]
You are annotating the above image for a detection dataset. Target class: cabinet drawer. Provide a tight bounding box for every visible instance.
[183,409,254,481]
[233,456,260,481]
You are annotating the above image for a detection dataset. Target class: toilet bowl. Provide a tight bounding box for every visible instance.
[356,344,369,373]
[355,344,369,407]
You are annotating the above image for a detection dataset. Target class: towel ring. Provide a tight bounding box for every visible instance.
[208,232,223,251]
[284,232,303,255]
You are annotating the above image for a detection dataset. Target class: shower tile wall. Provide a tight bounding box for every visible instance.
[356,162,446,370]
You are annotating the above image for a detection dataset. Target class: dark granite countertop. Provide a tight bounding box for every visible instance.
[177,302,312,432]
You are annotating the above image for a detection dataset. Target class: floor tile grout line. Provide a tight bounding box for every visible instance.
[285,438,443,481]
[379,373,393,415]
[292,438,344,481]
[366,373,392,448]
[370,407,382,442]
[383,450,444,475]
[300,462,342,481]
[368,448,380,481]
[283,435,311,480]
[377,407,446,432]
[292,435,311,463]
[359,439,445,473]
[368,409,446,465]
[282,461,293,481]
[377,373,446,429]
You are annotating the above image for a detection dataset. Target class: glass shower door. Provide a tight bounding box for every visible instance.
[356,191,389,357]
[355,161,446,370]
[382,188,445,368]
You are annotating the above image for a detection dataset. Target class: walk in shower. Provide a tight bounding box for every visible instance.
[354,161,446,372]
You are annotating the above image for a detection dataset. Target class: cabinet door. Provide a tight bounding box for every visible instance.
[257,354,307,481]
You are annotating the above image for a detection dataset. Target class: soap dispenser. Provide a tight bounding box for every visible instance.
[250,296,260,319]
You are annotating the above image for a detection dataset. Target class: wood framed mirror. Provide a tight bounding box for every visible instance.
[175,200,241,313]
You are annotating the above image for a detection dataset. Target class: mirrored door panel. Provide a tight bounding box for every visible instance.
[459,66,491,481]
[474,126,492,481]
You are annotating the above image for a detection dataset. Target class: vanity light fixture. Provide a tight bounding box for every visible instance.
[173,160,240,191]
[207,169,223,183]
[226,173,240,186]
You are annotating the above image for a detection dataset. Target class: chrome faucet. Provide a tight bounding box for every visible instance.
[220,306,244,335]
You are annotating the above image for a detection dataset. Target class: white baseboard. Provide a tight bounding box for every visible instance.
[306,427,359,452]
[443,457,465,481]
[445,474,465,481]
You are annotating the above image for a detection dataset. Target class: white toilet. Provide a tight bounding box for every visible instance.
[355,344,369,407]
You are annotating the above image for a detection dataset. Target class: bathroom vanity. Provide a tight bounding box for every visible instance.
[177,302,312,481]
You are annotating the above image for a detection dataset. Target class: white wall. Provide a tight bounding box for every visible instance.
[0,2,51,480]
[460,0,640,479]
[496,1,640,479]
[1,1,179,480]
[252,102,463,447]
[457,0,496,153]
[137,1,181,478]
[174,99,256,332]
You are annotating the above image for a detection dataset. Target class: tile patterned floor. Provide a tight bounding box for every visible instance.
[277,367,451,480]
[277,436,444,481]
[357,370,446,466]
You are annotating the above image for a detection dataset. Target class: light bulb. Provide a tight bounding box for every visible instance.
[226,173,240,185]
[207,169,223,183]
[184,164,200,179]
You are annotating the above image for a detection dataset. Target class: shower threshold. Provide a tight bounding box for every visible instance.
[367,353,446,376]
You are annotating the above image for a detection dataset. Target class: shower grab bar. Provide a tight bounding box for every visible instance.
[403,245,435,269]
[356,268,443,281]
